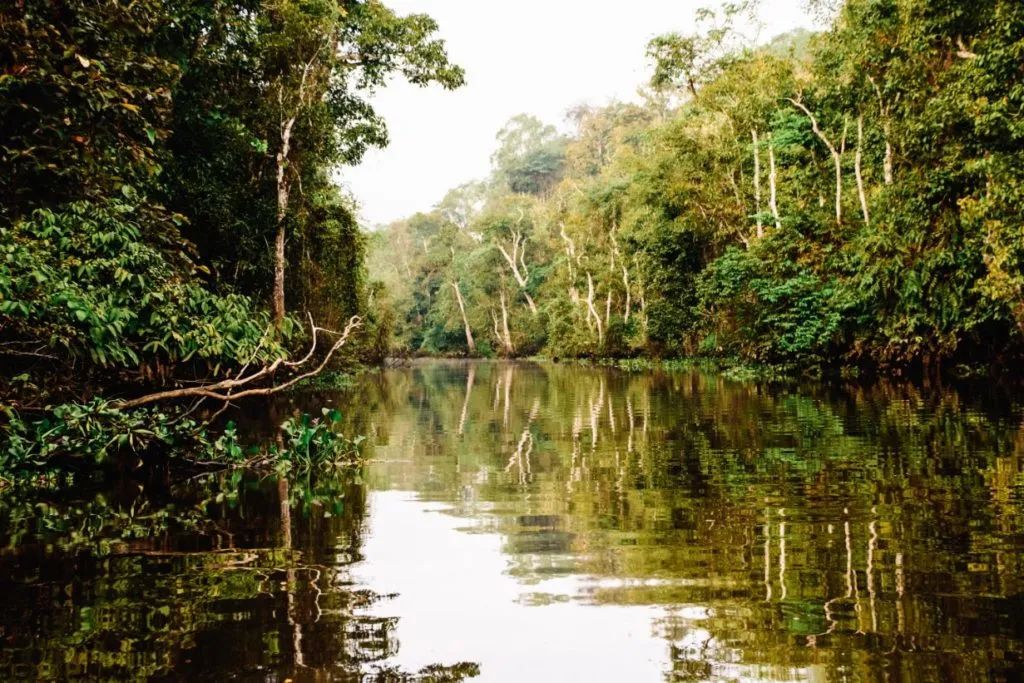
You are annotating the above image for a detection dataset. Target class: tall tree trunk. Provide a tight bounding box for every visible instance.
[560,226,582,309]
[585,272,604,347]
[855,115,871,227]
[752,129,763,239]
[560,223,578,279]
[451,281,475,353]
[609,228,631,323]
[634,254,648,338]
[273,115,296,328]
[789,99,843,226]
[622,265,631,323]
[523,292,538,315]
[273,222,287,327]
[604,290,612,330]
[768,133,781,230]
[868,75,895,185]
[499,290,514,356]
[727,168,744,210]
[271,46,324,329]
[883,135,894,186]
[491,311,502,354]
[497,228,537,315]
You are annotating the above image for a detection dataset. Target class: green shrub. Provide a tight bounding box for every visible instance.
[698,245,853,365]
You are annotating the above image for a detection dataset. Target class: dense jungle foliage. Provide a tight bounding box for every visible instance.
[0,0,461,471]
[369,0,1024,375]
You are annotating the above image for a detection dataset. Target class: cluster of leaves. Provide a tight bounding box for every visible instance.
[697,244,854,364]
[1,400,218,473]
[0,201,283,373]
[0,0,178,217]
[272,409,366,472]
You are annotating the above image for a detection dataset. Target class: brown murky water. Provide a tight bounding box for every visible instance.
[3,361,1024,681]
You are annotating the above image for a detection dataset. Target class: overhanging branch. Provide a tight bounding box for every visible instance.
[115,316,362,409]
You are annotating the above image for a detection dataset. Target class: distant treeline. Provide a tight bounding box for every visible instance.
[369,0,1024,374]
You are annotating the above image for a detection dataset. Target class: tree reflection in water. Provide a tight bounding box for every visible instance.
[0,467,479,681]
[4,360,1024,681]
[337,361,1024,682]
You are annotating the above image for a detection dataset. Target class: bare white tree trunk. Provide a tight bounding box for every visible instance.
[789,98,843,226]
[559,223,585,309]
[522,292,537,315]
[491,311,501,354]
[500,290,514,355]
[273,114,296,328]
[610,227,632,323]
[451,281,475,353]
[883,134,894,186]
[565,229,581,305]
[585,272,604,347]
[727,168,744,211]
[752,129,763,239]
[560,223,579,275]
[604,290,612,330]
[855,115,871,227]
[868,75,895,186]
[629,254,648,339]
[496,226,537,315]
[768,132,781,230]
[621,265,631,323]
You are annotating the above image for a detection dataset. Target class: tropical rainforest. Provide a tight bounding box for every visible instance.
[369,0,1024,377]
[2,0,1024,471]
[2,3,1024,679]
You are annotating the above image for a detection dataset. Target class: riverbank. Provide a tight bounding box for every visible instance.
[383,351,1001,385]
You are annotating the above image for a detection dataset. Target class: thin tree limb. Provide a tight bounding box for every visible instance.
[115,317,361,409]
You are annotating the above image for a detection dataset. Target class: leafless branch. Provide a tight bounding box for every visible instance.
[115,316,361,409]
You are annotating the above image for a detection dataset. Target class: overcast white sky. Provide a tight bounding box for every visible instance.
[340,1,817,227]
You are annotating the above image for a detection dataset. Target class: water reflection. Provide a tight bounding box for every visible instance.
[4,360,1024,681]
[0,470,478,681]
[339,361,1024,682]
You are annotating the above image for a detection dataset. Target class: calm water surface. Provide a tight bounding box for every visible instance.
[3,361,1024,681]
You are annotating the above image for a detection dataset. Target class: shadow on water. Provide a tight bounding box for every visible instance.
[4,360,1024,681]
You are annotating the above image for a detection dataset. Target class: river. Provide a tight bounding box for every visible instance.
[3,360,1024,681]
